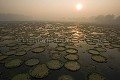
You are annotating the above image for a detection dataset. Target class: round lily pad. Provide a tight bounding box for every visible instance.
[111,44,120,48]
[3,51,16,56]
[25,58,39,66]
[88,73,107,80]
[0,55,8,61]
[91,55,107,63]
[88,49,100,55]
[46,60,63,70]
[64,61,80,71]
[58,43,66,47]
[12,73,30,80]
[65,54,79,61]
[66,48,78,54]
[5,59,23,68]
[32,47,45,53]
[15,51,27,56]
[51,53,61,60]
[56,46,66,51]
[29,64,49,78]
[58,75,74,80]
[95,47,106,52]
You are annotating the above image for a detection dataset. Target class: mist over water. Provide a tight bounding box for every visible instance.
[0,0,120,80]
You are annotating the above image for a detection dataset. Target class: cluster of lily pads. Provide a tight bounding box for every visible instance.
[1,22,119,80]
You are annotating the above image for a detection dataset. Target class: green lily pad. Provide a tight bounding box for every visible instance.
[88,49,100,55]
[25,58,39,66]
[12,73,31,80]
[91,55,107,63]
[66,48,78,54]
[56,46,66,51]
[29,64,49,78]
[64,61,80,71]
[51,53,61,60]
[3,51,16,56]
[58,43,66,47]
[0,55,8,61]
[15,51,27,56]
[32,47,45,53]
[88,73,107,80]
[5,59,23,68]
[58,75,74,80]
[46,60,63,70]
[65,54,79,61]
[95,47,106,52]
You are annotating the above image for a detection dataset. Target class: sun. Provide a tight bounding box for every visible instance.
[76,3,83,11]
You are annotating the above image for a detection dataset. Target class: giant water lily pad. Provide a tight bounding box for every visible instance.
[0,55,8,61]
[15,51,27,56]
[32,47,45,53]
[65,54,79,61]
[5,59,23,68]
[29,64,49,78]
[58,75,74,80]
[88,73,106,80]
[64,61,80,71]
[58,43,66,47]
[88,49,100,55]
[95,47,106,52]
[66,48,78,54]
[91,55,107,63]
[56,46,66,51]
[51,53,61,60]
[46,60,63,70]
[12,73,30,80]
[25,58,39,66]
[3,51,16,56]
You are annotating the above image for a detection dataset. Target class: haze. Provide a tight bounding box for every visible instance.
[0,0,120,21]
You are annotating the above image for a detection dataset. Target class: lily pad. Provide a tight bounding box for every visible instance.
[3,51,16,56]
[12,73,31,80]
[66,48,78,54]
[58,75,74,80]
[88,49,100,55]
[32,47,45,53]
[58,43,66,47]
[46,60,63,70]
[25,58,39,66]
[29,64,49,78]
[91,55,107,63]
[0,55,8,61]
[88,73,107,80]
[65,54,79,61]
[5,59,23,68]
[56,46,66,51]
[51,53,61,60]
[15,51,27,56]
[64,61,80,71]
[95,47,106,52]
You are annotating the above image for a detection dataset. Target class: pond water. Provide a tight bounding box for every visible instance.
[0,21,120,80]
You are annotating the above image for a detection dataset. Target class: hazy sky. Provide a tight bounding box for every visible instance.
[0,0,120,20]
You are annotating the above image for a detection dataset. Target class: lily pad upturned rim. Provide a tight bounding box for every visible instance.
[32,47,45,53]
[58,75,75,80]
[87,72,107,80]
[12,73,30,80]
[91,55,107,63]
[66,48,78,54]
[46,59,64,70]
[64,54,79,61]
[5,59,23,68]
[29,64,49,79]
[25,58,39,66]
[88,49,100,55]
[64,61,80,71]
